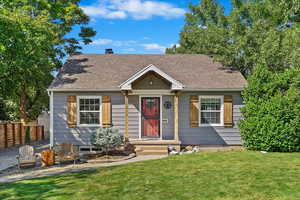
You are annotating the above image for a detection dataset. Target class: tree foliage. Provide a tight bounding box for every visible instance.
[239,66,300,152]
[168,0,300,152]
[167,0,300,76]
[0,0,96,121]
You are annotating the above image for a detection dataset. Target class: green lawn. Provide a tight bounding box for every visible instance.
[0,151,299,200]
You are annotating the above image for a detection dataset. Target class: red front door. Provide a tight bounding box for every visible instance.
[141,97,160,138]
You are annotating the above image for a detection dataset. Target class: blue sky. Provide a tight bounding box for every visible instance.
[72,0,232,54]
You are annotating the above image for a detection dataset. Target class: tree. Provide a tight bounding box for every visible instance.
[91,127,124,156]
[0,98,18,121]
[0,0,96,121]
[167,0,300,76]
[168,0,300,152]
[239,65,300,152]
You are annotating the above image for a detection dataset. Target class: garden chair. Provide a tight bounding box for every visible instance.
[16,145,39,169]
[56,142,79,164]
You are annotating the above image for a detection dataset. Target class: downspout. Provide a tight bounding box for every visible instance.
[47,90,54,149]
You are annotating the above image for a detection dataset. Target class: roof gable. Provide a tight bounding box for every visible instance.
[119,64,184,90]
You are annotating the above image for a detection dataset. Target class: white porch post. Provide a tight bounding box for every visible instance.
[174,92,179,142]
[124,91,129,141]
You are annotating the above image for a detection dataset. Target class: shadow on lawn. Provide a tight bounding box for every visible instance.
[0,169,98,200]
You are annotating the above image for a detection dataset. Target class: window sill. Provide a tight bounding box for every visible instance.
[76,124,102,128]
[198,124,224,127]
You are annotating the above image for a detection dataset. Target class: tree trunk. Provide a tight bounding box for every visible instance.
[19,85,29,123]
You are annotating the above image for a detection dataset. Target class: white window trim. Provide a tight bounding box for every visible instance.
[77,96,102,127]
[198,95,224,127]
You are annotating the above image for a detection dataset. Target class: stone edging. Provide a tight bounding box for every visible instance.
[86,153,136,164]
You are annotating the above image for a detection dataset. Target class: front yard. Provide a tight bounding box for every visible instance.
[0,151,299,200]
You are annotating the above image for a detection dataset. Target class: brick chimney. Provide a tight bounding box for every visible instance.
[105,48,113,54]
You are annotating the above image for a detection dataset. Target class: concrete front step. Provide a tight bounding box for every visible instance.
[135,145,169,156]
[130,140,180,145]
[136,149,168,156]
[130,140,180,155]
[136,145,168,151]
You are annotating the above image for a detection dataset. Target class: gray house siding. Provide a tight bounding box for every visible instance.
[53,92,127,145]
[52,91,243,146]
[179,92,243,145]
[127,95,139,139]
[162,95,174,140]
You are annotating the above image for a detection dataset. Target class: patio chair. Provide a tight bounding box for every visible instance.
[16,145,39,169]
[56,142,79,164]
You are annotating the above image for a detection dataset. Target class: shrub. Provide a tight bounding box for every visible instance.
[25,126,31,144]
[90,127,124,155]
[239,65,300,152]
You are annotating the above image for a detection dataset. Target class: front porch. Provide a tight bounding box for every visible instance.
[120,64,183,155]
[123,91,181,155]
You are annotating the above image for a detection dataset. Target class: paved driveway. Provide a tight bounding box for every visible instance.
[0,141,49,171]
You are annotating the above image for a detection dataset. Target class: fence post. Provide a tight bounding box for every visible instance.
[4,123,7,148]
[13,122,22,146]
[42,126,45,140]
[19,123,22,145]
[0,123,6,149]
[20,123,24,145]
[12,123,15,146]
[36,126,38,141]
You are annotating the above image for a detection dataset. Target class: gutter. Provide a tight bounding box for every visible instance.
[182,88,244,92]
[47,88,121,92]
[47,88,244,92]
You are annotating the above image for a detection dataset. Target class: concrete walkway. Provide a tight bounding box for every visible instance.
[0,141,50,171]
[0,155,167,183]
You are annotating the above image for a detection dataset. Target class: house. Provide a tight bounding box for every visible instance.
[48,53,247,154]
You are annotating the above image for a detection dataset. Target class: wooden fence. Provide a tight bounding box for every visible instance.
[0,122,45,149]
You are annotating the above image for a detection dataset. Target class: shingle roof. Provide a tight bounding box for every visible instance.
[50,54,247,90]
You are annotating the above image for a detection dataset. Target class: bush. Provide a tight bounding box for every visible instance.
[25,126,31,144]
[239,66,300,152]
[90,127,124,155]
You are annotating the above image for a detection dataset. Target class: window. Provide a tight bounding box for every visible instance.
[78,96,101,125]
[199,96,223,126]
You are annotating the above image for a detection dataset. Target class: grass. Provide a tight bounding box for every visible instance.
[0,151,299,200]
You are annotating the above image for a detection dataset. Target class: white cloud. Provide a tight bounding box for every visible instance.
[106,11,127,19]
[91,38,137,47]
[81,0,185,20]
[142,43,166,52]
[92,38,167,53]
[92,38,113,45]
[81,6,106,17]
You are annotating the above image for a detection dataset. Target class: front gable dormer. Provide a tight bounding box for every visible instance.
[119,64,184,90]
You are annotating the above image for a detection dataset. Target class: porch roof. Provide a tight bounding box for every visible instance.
[50,54,247,91]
